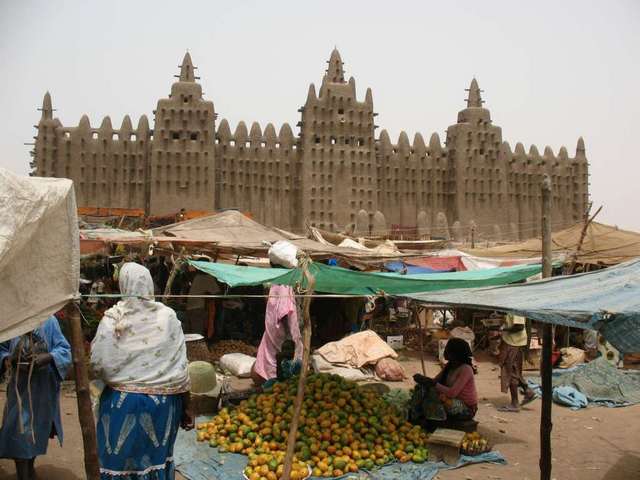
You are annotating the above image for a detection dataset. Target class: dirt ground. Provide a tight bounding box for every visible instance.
[0,354,638,480]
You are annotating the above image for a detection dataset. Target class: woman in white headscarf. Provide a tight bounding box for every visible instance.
[91,262,192,480]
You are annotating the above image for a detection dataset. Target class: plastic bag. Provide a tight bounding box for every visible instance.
[268,240,299,268]
[375,357,406,381]
[219,353,256,378]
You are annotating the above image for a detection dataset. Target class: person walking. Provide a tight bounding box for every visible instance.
[0,315,72,480]
[498,313,536,412]
[91,262,192,479]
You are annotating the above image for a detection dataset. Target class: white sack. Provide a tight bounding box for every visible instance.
[311,354,375,382]
[268,240,299,268]
[316,330,397,369]
[219,353,255,378]
[449,326,475,345]
[0,169,79,342]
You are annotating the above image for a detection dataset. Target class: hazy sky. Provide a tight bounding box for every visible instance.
[1,0,638,230]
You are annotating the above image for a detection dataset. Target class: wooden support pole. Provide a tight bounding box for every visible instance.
[281,266,315,479]
[282,261,316,480]
[540,175,553,480]
[65,303,100,480]
[413,304,427,375]
[565,204,602,275]
[163,247,186,299]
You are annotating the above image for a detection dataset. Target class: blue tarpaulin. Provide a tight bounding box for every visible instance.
[402,258,640,353]
[383,261,452,274]
[527,357,640,408]
[174,420,506,480]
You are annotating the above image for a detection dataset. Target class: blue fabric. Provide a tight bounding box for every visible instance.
[97,387,183,479]
[174,418,506,480]
[552,386,588,410]
[0,316,71,459]
[384,262,446,274]
[404,258,640,353]
[262,360,301,389]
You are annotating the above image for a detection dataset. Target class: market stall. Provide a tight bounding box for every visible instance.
[460,221,640,269]
[0,168,98,479]
[400,258,640,354]
[187,261,542,295]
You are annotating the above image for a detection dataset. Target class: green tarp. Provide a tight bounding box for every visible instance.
[188,261,542,295]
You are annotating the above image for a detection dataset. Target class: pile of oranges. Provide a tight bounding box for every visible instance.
[196,373,430,479]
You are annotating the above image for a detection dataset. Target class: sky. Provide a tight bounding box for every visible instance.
[1,0,639,230]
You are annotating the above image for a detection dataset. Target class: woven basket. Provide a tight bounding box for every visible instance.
[186,339,211,362]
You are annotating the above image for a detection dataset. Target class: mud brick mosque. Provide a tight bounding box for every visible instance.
[31,49,589,240]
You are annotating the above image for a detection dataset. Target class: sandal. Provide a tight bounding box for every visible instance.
[521,394,536,407]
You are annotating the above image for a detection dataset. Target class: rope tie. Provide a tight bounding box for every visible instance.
[11,334,37,444]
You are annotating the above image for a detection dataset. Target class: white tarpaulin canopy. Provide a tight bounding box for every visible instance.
[0,168,79,342]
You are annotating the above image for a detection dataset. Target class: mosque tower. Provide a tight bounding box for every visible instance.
[445,78,506,238]
[32,92,61,178]
[298,48,377,232]
[149,52,216,215]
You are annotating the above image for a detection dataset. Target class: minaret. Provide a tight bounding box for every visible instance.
[41,91,53,120]
[325,48,345,84]
[179,52,196,82]
[458,78,490,123]
[576,137,586,157]
[32,91,59,177]
[466,78,483,108]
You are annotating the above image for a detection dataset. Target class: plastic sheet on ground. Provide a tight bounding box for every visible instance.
[528,357,640,408]
[174,420,506,480]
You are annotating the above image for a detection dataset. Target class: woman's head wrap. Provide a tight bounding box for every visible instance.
[444,338,473,366]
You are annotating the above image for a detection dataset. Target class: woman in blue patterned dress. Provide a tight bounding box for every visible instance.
[91,263,193,479]
[0,316,72,480]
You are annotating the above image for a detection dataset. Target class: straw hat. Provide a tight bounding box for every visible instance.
[188,361,220,397]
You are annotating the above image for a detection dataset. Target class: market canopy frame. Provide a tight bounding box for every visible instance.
[81,210,424,268]
[461,221,640,267]
[402,258,640,354]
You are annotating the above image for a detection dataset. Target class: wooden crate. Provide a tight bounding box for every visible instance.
[427,428,465,465]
